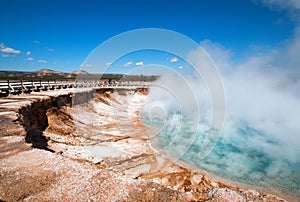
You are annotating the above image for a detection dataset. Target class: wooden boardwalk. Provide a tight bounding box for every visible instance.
[0,79,150,97]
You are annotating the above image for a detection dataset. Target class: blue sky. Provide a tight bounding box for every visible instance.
[0,0,296,73]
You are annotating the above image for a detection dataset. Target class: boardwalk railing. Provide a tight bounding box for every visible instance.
[0,79,150,97]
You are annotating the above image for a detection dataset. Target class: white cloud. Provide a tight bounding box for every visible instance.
[26,51,31,56]
[170,57,178,63]
[25,57,34,61]
[1,47,21,54]
[0,44,21,55]
[33,40,40,44]
[80,63,92,68]
[1,54,10,57]
[178,66,183,69]
[135,61,144,66]
[106,62,112,67]
[38,60,47,63]
[256,0,300,11]
[254,0,300,80]
[124,61,133,67]
[48,48,55,52]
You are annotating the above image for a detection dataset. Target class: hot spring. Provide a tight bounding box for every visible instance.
[141,72,300,200]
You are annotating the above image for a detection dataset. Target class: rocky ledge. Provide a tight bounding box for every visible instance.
[0,88,288,201]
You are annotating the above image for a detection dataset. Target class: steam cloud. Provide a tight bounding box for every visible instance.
[200,38,300,162]
[143,0,300,196]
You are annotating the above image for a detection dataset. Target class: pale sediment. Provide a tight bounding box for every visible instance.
[0,88,289,201]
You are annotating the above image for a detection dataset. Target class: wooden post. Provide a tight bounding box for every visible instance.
[31,79,34,92]
[7,80,10,95]
[21,79,24,94]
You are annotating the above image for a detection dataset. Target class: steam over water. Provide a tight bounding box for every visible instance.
[142,69,300,199]
[80,27,300,199]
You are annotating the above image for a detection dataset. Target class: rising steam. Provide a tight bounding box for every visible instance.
[143,1,300,197]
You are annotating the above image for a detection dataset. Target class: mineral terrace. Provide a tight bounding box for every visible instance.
[0,88,287,201]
